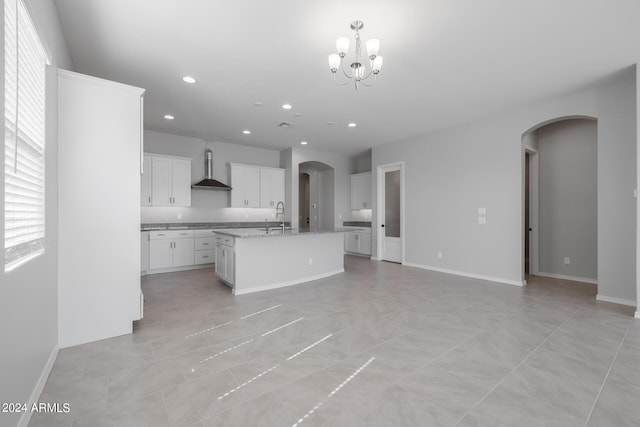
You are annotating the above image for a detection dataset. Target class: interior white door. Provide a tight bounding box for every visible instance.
[380,166,402,263]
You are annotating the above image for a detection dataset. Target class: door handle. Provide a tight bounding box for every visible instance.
[381,224,385,227]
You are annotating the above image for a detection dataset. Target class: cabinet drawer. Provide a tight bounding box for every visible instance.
[194,229,216,237]
[150,229,194,239]
[194,250,215,265]
[216,235,234,246]
[195,237,215,250]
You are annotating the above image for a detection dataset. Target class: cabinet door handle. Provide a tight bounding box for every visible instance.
[202,255,209,259]
[148,196,151,203]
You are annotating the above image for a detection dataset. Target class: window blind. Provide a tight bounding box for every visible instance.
[4,0,47,270]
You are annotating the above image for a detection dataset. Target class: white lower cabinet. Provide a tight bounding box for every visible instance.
[145,228,217,273]
[141,231,150,273]
[215,235,235,286]
[149,230,195,269]
[194,229,216,265]
[172,238,196,267]
[344,231,372,256]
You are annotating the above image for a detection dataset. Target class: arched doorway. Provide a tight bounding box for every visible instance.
[522,117,598,287]
[299,161,335,232]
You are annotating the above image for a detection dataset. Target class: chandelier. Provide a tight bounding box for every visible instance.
[328,20,383,91]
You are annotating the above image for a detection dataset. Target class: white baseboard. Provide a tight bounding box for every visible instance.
[403,262,525,287]
[635,310,640,319]
[144,263,214,276]
[596,294,637,308]
[233,269,345,295]
[18,345,59,427]
[536,272,597,284]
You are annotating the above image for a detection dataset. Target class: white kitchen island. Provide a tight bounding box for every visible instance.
[213,228,348,295]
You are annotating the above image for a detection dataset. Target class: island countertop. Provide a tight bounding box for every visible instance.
[213,227,362,239]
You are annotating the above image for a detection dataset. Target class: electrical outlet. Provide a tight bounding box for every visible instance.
[177,213,182,219]
[308,257,313,265]
[437,251,442,259]
[564,257,571,265]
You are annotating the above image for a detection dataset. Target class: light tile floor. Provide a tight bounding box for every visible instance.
[29,256,639,427]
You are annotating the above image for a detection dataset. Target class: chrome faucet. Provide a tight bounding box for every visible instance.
[276,201,285,232]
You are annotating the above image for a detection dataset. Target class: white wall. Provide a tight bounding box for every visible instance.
[372,68,636,303]
[0,1,73,426]
[537,119,597,282]
[142,130,282,223]
[352,149,372,174]
[318,169,335,229]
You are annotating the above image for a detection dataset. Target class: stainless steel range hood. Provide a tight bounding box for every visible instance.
[191,149,232,190]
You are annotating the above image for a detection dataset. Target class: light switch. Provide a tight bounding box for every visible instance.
[478,217,486,225]
[478,207,486,215]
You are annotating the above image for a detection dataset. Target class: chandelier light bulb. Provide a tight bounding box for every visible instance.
[336,37,350,57]
[328,54,341,72]
[372,56,384,73]
[366,39,380,59]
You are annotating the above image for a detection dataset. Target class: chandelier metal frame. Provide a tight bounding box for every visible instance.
[328,20,383,91]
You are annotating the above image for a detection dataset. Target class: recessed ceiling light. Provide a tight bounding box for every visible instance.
[282,104,292,110]
[348,122,357,127]
[164,114,175,120]
[182,76,196,84]
[300,141,308,145]
[242,130,251,135]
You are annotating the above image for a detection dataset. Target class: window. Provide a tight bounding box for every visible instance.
[4,0,47,271]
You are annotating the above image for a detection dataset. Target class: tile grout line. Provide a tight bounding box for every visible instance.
[582,317,634,427]
[451,304,583,427]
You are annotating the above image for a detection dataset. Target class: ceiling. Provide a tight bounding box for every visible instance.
[53,0,640,157]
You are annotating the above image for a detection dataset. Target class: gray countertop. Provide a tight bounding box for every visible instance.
[141,222,287,232]
[213,227,362,239]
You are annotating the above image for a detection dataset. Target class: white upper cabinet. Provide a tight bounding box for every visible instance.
[141,155,152,206]
[351,171,372,210]
[170,158,192,206]
[149,155,191,207]
[260,167,285,208]
[230,163,261,207]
